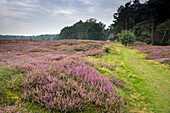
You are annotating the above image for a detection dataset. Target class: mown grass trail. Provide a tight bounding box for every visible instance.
[87,43,170,113]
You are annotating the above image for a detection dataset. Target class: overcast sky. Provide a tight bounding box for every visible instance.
[0,0,147,36]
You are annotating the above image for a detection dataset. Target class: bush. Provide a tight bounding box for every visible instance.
[117,30,136,46]
[103,45,111,53]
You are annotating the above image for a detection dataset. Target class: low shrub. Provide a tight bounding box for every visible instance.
[86,49,104,56]
[156,58,170,64]
[74,45,89,51]
[1,102,31,113]
[21,57,123,112]
[145,56,161,60]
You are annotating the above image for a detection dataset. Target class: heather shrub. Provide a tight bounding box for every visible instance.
[109,76,124,87]
[145,56,161,60]
[1,102,31,113]
[86,49,104,56]
[128,45,170,64]
[156,58,170,64]
[21,57,123,112]
[74,45,89,51]
[1,102,51,113]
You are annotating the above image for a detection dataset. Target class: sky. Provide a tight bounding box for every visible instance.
[0,0,147,36]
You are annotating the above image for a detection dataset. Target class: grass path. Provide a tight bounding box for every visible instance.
[87,43,170,113]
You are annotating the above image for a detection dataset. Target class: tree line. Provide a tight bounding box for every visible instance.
[57,18,110,40]
[56,0,169,45]
[111,0,170,45]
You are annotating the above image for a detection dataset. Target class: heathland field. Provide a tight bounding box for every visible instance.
[0,39,169,113]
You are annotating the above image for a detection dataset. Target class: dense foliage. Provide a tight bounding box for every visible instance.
[58,18,107,40]
[117,30,136,46]
[112,0,170,45]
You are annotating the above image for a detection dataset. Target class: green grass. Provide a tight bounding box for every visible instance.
[87,43,170,113]
[0,66,24,105]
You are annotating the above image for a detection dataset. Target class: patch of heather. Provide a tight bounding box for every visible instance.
[155,58,170,64]
[0,39,123,112]
[128,45,170,63]
[109,76,124,87]
[0,40,106,66]
[1,102,32,113]
[21,57,122,112]
[145,56,161,60]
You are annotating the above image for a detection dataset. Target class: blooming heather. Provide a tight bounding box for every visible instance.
[21,57,123,112]
[145,56,161,60]
[128,44,170,63]
[0,39,123,112]
[1,102,32,113]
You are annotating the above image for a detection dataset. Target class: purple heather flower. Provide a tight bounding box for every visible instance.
[0,40,122,112]
[145,56,161,59]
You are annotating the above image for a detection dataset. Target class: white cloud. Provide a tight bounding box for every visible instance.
[78,0,91,4]
[11,1,35,7]
[0,0,149,35]
[0,0,40,19]
[52,9,75,16]
[78,0,96,5]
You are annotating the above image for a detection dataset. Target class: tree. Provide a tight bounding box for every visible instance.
[156,20,170,45]
[117,30,136,46]
[86,23,104,40]
[113,0,170,45]
[134,20,151,44]
[58,18,106,40]
[113,0,141,35]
